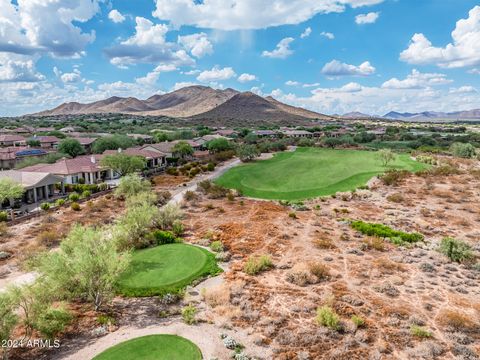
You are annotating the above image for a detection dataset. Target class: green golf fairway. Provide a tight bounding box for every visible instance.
[117,243,222,297]
[92,334,202,360]
[216,147,427,200]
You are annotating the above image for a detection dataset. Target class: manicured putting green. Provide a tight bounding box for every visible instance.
[92,334,202,360]
[117,243,222,297]
[216,147,427,200]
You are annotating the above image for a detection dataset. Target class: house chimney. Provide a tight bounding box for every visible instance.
[91,156,96,164]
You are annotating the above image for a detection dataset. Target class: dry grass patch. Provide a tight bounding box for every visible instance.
[203,285,230,308]
[361,236,385,251]
[313,238,336,249]
[436,310,477,332]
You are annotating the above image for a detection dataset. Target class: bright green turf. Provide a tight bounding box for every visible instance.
[117,243,222,297]
[92,335,202,360]
[216,147,427,201]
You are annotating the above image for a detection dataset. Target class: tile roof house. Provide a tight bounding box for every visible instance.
[73,137,98,153]
[0,135,26,147]
[103,147,166,169]
[0,147,48,170]
[22,155,114,185]
[281,130,314,138]
[0,170,65,205]
[30,135,61,149]
[141,143,175,157]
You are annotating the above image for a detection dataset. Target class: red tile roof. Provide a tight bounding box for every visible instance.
[103,147,165,159]
[22,155,104,175]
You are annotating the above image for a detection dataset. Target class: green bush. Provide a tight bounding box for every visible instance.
[0,211,8,222]
[380,169,410,186]
[181,305,197,325]
[351,220,423,245]
[351,315,365,327]
[410,325,432,338]
[81,190,91,198]
[40,202,50,211]
[207,162,215,171]
[450,142,476,158]
[68,192,80,202]
[438,237,474,263]
[316,306,340,330]
[148,230,178,245]
[172,220,184,237]
[210,241,224,252]
[244,255,273,275]
[70,202,81,211]
[33,306,72,339]
[55,199,66,207]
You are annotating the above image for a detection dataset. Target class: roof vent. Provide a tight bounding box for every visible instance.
[90,156,96,164]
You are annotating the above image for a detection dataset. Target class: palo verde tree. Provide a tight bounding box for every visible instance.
[207,138,232,153]
[114,173,152,199]
[236,144,260,162]
[172,141,194,159]
[0,178,24,210]
[379,148,395,167]
[35,225,130,311]
[57,138,85,158]
[0,290,18,360]
[100,154,146,177]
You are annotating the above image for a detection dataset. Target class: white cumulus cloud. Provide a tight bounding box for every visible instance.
[262,37,294,59]
[355,12,379,24]
[237,73,257,83]
[178,33,213,58]
[400,6,480,68]
[381,69,452,89]
[108,9,126,23]
[300,27,312,38]
[197,66,236,82]
[321,59,375,77]
[320,31,335,39]
[152,0,384,30]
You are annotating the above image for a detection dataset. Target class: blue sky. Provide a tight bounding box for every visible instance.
[1,0,480,116]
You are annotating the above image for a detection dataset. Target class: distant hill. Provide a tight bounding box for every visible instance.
[34,86,332,125]
[341,112,374,119]
[383,109,480,121]
[189,92,333,126]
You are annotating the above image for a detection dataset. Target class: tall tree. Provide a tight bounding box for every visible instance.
[100,154,146,176]
[57,138,85,158]
[207,138,232,153]
[0,178,24,206]
[172,141,194,159]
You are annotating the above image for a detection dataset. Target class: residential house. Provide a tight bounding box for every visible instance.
[0,147,48,170]
[103,147,166,169]
[0,170,65,206]
[74,137,98,154]
[22,155,116,185]
[215,129,238,137]
[281,130,314,138]
[127,133,154,143]
[141,140,201,157]
[0,135,26,147]
[31,135,60,149]
[253,130,279,138]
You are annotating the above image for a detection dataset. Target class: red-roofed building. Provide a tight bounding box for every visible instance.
[0,135,26,147]
[30,136,60,149]
[103,147,166,169]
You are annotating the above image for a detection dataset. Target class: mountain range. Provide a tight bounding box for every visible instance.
[382,110,480,121]
[35,86,333,126]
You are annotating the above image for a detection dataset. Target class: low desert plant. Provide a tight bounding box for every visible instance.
[316,306,340,330]
[40,202,50,211]
[81,190,91,198]
[36,231,59,247]
[68,192,80,202]
[410,325,432,338]
[351,315,365,328]
[288,212,297,219]
[380,169,410,186]
[210,241,224,253]
[55,199,65,207]
[70,202,81,211]
[351,220,423,245]
[313,238,336,249]
[361,236,385,251]
[387,193,404,203]
[438,237,474,263]
[171,220,184,237]
[308,261,329,280]
[147,230,179,245]
[33,306,72,340]
[437,310,476,332]
[181,304,197,325]
[244,255,273,275]
[0,211,7,222]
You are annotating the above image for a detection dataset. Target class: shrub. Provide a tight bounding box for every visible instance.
[387,193,404,203]
[184,190,198,202]
[70,202,81,211]
[33,306,72,339]
[0,222,8,237]
[157,203,183,230]
[0,211,8,222]
[207,162,215,171]
[351,220,424,245]
[115,174,151,199]
[351,315,365,328]
[244,255,273,275]
[97,314,115,326]
[437,310,475,331]
[361,237,385,251]
[81,190,91,198]
[197,180,229,198]
[171,220,184,237]
[40,202,51,211]
[410,325,432,338]
[450,142,476,158]
[55,199,65,207]
[438,237,474,263]
[148,230,178,245]
[226,192,235,202]
[37,231,59,247]
[288,212,297,219]
[380,170,410,186]
[308,262,329,280]
[68,193,80,202]
[181,305,197,325]
[313,238,336,249]
[210,241,224,253]
[316,306,340,330]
